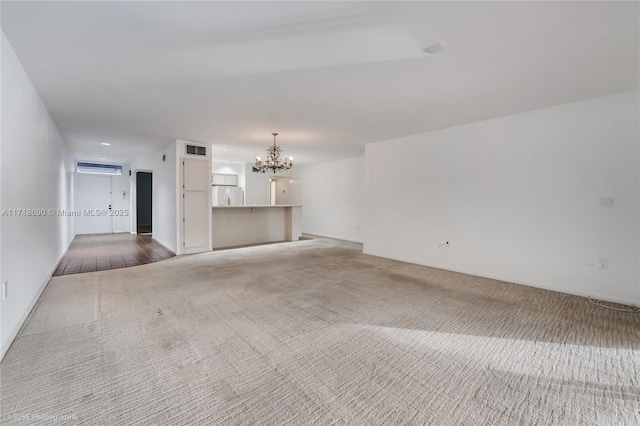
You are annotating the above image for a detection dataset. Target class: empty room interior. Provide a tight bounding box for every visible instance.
[1,1,639,424]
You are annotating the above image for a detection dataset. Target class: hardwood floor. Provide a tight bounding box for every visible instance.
[53,233,174,276]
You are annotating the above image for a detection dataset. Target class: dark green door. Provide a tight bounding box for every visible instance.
[136,172,152,234]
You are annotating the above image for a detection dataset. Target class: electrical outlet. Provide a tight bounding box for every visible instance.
[597,257,609,269]
[600,197,615,207]
[2,281,7,300]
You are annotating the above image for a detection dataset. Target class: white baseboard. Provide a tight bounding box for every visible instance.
[302,232,363,244]
[0,236,75,362]
[362,249,639,308]
[152,236,176,255]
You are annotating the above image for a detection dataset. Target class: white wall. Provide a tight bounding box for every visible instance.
[287,178,302,206]
[1,32,75,360]
[365,91,639,305]
[244,163,270,205]
[297,157,365,242]
[152,143,177,253]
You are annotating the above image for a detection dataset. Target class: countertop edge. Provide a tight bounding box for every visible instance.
[212,205,303,209]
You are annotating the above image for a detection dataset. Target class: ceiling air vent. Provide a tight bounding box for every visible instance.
[186,144,206,156]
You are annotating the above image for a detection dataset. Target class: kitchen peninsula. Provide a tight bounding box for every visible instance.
[211,205,302,249]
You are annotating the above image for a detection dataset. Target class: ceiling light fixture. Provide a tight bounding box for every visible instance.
[100,142,111,146]
[424,42,446,55]
[254,133,293,174]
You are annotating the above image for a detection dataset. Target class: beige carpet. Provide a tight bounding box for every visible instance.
[1,238,639,425]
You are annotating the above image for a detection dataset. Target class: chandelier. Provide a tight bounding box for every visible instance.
[254,133,293,174]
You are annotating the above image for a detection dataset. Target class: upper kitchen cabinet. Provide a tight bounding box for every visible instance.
[212,173,238,186]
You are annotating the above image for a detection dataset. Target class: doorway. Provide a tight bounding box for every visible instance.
[269,177,302,205]
[76,173,113,234]
[136,172,152,234]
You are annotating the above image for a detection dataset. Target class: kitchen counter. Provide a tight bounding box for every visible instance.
[211,205,302,249]
[212,205,302,208]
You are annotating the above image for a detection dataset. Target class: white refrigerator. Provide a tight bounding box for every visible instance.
[212,186,244,206]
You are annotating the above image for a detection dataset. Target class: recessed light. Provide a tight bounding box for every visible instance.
[221,148,229,151]
[424,42,446,55]
[100,157,107,160]
[101,142,111,146]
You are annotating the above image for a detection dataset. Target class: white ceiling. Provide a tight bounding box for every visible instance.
[2,1,638,165]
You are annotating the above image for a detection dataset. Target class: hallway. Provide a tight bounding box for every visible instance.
[53,233,174,275]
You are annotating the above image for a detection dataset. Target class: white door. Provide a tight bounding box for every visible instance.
[76,173,113,234]
[182,158,209,253]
